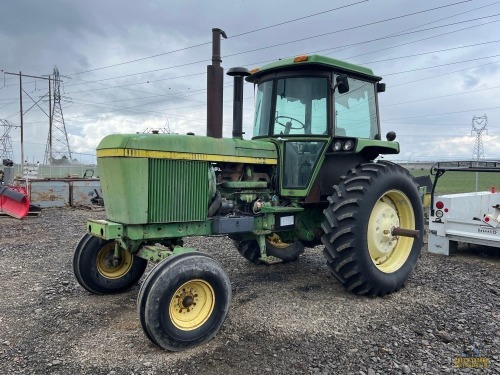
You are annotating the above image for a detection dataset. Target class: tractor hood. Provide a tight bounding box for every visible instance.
[97,134,278,165]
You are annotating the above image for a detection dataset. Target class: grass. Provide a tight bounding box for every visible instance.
[408,168,500,195]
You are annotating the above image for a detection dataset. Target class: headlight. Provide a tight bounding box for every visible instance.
[332,141,342,151]
[343,140,354,151]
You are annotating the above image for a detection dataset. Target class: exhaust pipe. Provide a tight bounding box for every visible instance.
[227,67,250,139]
[207,28,227,138]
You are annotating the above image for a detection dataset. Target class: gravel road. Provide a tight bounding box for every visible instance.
[0,208,498,375]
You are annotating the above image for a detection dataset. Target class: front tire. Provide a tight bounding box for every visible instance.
[321,161,424,297]
[73,234,147,294]
[138,252,231,351]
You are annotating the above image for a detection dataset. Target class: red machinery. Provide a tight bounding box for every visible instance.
[0,186,30,219]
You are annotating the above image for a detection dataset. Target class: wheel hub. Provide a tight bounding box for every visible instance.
[370,201,400,257]
[169,280,215,331]
[96,244,133,279]
[175,289,198,312]
[182,295,194,308]
[367,191,415,273]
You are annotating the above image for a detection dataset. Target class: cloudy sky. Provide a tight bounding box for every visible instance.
[1,0,500,164]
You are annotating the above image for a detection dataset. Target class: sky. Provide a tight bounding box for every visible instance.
[1,0,500,165]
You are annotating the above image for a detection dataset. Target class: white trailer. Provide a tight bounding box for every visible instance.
[428,161,500,255]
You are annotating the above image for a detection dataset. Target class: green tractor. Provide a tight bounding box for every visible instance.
[73,29,424,351]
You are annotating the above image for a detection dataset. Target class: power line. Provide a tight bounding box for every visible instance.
[63,52,500,116]
[389,59,500,88]
[1,0,494,108]
[382,84,500,107]
[64,72,206,94]
[382,53,500,76]
[336,1,500,60]
[58,34,500,113]
[311,15,500,61]
[68,51,499,115]
[67,0,369,76]
[45,13,500,115]
[385,106,500,122]
[3,3,498,136]
[360,39,500,66]
[61,1,478,90]
[229,0,369,38]
[2,2,483,126]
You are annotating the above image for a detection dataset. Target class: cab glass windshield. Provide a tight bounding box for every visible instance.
[253,76,328,137]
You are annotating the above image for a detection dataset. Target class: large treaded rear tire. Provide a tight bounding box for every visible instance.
[321,161,424,297]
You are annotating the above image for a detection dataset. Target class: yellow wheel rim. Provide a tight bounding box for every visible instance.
[266,233,289,249]
[169,279,215,331]
[96,243,133,279]
[367,190,415,273]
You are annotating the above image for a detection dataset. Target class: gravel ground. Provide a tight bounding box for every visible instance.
[0,208,498,375]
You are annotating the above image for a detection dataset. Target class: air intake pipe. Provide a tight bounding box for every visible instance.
[227,67,250,139]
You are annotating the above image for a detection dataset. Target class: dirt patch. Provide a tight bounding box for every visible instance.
[0,208,498,374]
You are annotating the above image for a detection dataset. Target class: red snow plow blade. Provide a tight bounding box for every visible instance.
[0,186,30,219]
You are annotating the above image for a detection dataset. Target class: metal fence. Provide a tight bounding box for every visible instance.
[12,163,99,179]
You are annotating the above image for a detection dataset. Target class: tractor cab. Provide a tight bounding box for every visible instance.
[246,54,389,198]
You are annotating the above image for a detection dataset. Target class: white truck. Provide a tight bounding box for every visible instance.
[428,161,500,255]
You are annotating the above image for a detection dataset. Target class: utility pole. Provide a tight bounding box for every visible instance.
[4,71,52,172]
[19,72,23,169]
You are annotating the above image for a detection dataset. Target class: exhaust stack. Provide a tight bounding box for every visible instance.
[207,28,227,138]
[227,67,250,139]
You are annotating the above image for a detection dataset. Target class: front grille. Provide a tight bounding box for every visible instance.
[148,159,209,223]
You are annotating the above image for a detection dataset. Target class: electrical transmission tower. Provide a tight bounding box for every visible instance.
[0,119,20,161]
[44,66,72,165]
[471,115,488,160]
[142,119,173,134]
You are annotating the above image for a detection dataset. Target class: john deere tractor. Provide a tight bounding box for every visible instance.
[73,29,424,351]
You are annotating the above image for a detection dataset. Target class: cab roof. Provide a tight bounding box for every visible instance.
[246,54,382,82]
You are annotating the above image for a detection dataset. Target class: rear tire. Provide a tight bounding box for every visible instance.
[232,235,304,264]
[321,161,424,297]
[138,252,231,351]
[233,239,261,264]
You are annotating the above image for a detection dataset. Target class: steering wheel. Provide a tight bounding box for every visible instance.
[275,116,305,131]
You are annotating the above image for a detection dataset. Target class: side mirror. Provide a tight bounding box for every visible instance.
[377,82,386,93]
[386,131,396,141]
[336,74,349,94]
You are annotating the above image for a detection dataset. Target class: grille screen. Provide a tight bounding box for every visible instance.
[148,159,209,223]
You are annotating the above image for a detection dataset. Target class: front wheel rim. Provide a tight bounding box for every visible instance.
[96,243,133,279]
[368,190,415,273]
[169,279,215,331]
